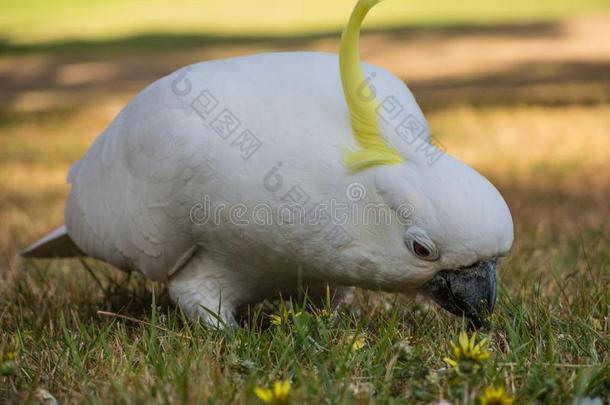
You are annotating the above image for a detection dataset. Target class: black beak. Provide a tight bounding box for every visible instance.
[422,259,497,328]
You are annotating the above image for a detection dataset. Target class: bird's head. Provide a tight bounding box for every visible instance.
[339,0,513,326]
[372,156,513,326]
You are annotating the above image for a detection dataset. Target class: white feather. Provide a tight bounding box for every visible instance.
[26,52,513,322]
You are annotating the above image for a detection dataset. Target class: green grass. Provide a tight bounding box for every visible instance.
[1,101,609,404]
[1,234,608,403]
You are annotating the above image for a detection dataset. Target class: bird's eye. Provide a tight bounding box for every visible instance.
[404,227,439,261]
[413,241,431,258]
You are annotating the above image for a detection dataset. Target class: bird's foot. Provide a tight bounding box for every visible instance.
[168,251,240,328]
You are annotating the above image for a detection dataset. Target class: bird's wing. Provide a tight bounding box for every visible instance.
[65,82,206,281]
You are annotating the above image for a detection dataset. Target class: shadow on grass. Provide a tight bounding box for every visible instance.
[0,21,562,55]
[0,19,608,113]
[413,60,610,110]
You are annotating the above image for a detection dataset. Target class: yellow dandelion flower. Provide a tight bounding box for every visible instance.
[348,334,366,352]
[272,380,291,401]
[0,336,19,377]
[479,386,514,405]
[269,314,283,326]
[443,331,490,371]
[269,310,302,327]
[591,318,602,331]
[255,387,274,403]
[3,351,17,362]
[315,308,334,322]
[255,380,291,404]
[0,351,18,376]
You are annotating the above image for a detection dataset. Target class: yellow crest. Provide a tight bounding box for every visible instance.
[339,0,404,171]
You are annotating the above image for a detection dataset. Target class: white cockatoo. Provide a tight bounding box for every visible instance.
[23,0,513,327]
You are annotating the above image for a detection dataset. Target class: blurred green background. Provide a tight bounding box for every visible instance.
[2,0,610,44]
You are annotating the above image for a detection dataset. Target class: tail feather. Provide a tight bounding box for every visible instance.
[21,225,82,258]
